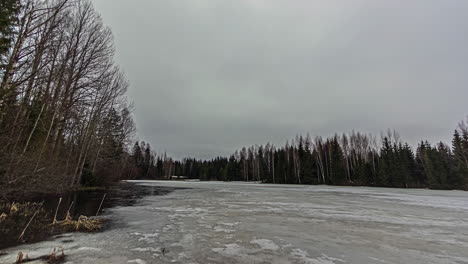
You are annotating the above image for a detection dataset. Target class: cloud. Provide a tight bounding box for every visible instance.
[92,0,468,159]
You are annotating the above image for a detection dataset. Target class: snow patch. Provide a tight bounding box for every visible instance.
[128,259,146,264]
[250,238,280,250]
[212,243,245,256]
[76,247,102,251]
[291,248,309,259]
[221,222,240,227]
[132,247,160,252]
[137,232,159,243]
[368,256,386,262]
[214,226,234,233]
[162,224,174,232]
[291,250,345,264]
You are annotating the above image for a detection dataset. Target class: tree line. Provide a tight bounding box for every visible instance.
[2,1,467,194]
[0,0,136,195]
[130,120,468,191]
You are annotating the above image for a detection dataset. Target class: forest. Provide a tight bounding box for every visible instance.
[1,1,467,263]
[129,122,468,191]
[0,0,137,197]
[1,0,467,196]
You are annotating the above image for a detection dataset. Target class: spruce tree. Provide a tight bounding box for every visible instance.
[329,137,346,185]
[0,0,19,69]
[452,130,468,189]
[379,137,394,187]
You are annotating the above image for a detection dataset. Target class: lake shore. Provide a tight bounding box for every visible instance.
[2,180,467,263]
[0,182,179,251]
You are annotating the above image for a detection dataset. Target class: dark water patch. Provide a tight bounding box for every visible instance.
[0,182,184,250]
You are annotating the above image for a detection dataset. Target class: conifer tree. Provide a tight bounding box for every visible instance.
[452,130,468,189]
[0,0,19,69]
[329,136,346,185]
[379,137,394,186]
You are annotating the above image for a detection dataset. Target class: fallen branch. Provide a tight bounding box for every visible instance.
[18,210,38,242]
[7,168,46,185]
[65,201,74,218]
[52,197,62,224]
[96,193,106,216]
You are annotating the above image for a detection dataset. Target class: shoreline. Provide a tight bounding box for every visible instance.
[0,182,179,251]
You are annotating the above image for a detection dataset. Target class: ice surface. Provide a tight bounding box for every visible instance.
[1,181,468,263]
[250,238,280,250]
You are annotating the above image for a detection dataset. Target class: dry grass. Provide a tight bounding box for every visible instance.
[46,247,65,263]
[55,212,104,232]
[1,202,105,250]
[15,247,65,263]
[0,202,49,246]
[0,212,7,222]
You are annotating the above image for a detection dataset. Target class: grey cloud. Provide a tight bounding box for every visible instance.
[92,0,468,159]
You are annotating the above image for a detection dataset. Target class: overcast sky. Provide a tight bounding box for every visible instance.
[92,0,468,159]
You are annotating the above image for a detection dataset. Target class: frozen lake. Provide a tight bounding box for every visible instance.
[2,181,468,263]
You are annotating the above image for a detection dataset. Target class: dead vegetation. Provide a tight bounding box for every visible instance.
[15,247,65,263]
[0,202,105,250]
[55,213,104,232]
[51,195,106,232]
[0,203,49,246]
